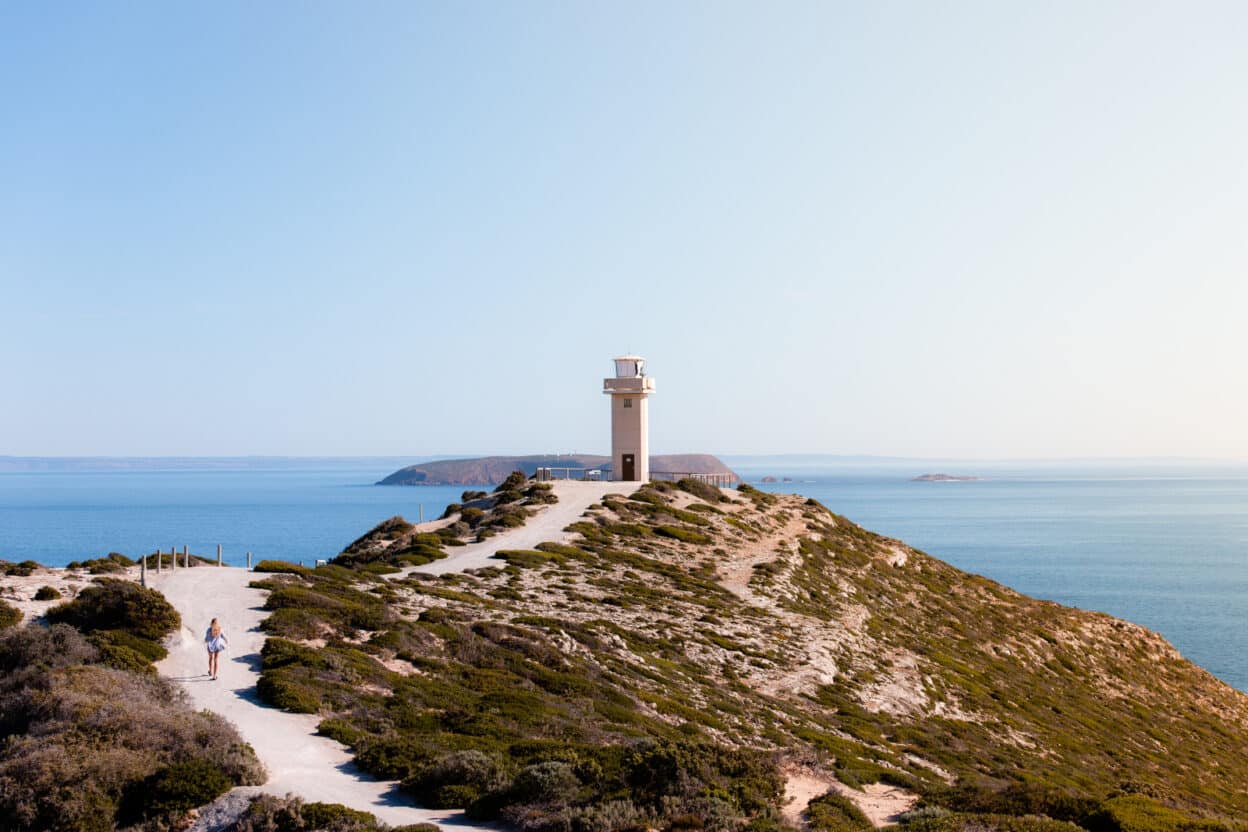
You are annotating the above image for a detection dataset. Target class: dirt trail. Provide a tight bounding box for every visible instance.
[409,481,629,575]
[150,480,630,827]
[152,566,480,828]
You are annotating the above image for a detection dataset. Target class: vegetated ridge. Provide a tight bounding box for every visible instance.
[377,454,738,486]
[249,479,1248,832]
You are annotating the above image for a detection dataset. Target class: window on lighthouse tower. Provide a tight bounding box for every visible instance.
[624,399,633,408]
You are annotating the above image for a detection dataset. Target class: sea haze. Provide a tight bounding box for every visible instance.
[2,457,1247,691]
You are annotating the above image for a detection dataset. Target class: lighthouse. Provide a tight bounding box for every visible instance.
[603,355,655,482]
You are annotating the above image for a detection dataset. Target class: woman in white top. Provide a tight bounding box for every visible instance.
[204,617,228,679]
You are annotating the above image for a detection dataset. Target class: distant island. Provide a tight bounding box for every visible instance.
[378,453,738,486]
[911,472,980,482]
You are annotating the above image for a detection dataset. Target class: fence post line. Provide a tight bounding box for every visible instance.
[217,544,222,567]
[140,553,147,587]
[171,543,176,571]
[419,504,423,524]
[156,548,162,574]
[246,551,252,570]
[183,545,189,568]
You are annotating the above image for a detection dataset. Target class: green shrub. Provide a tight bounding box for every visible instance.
[510,760,581,804]
[1094,794,1228,832]
[46,578,179,642]
[233,795,385,832]
[806,792,872,832]
[463,490,488,502]
[89,629,167,662]
[302,802,381,830]
[124,758,233,820]
[257,672,322,713]
[403,750,508,808]
[262,637,331,671]
[0,600,20,630]
[654,526,712,545]
[677,478,725,503]
[494,490,524,506]
[93,640,158,674]
[901,813,1085,832]
[495,471,528,492]
[461,508,487,527]
[254,559,312,577]
[33,585,62,601]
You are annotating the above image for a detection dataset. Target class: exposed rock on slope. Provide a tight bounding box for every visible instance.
[377,454,737,486]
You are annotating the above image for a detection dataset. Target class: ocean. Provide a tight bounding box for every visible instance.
[2,458,1247,692]
[0,463,465,571]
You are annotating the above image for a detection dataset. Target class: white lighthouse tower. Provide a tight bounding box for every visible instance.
[603,355,655,482]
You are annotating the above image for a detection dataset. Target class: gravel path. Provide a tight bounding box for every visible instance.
[151,479,633,828]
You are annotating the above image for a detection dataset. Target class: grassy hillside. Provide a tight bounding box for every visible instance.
[251,480,1248,832]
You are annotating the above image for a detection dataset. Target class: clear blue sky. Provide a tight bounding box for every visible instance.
[3,2,1246,459]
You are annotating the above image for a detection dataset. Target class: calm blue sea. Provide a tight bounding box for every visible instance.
[2,459,1248,691]
[0,464,465,571]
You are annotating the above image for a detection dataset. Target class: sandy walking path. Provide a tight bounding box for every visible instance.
[152,567,480,828]
[409,481,629,576]
[151,480,632,827]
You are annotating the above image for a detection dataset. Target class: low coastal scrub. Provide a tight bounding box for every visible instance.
[33,585,61,601]
[228,794,437,832]
[805,792,872,832]
[0,600,19,629]
[0,620,264,830]
[46,577,180,655]
[677,477,726,503]
[65,551,136,573]
[254,559,314,577]
[252,483,1248,832]
[0,560,42,577]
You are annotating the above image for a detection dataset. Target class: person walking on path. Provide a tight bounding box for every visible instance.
[204,617,228,679]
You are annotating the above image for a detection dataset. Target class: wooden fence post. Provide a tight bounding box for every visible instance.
[140,553,147,587]
[170,543,176,571]
[183,545,189,568]
[246,551,252,570]
[217,544,222,567]
[156,548,162,574]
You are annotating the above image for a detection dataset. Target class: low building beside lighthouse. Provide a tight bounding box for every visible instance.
[603,355,654,482]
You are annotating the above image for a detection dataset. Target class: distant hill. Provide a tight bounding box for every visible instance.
[377,454,738,485]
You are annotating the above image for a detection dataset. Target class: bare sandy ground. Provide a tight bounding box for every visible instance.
[781,766,916,828]
[0,567,99,624]
[408,481,629,575]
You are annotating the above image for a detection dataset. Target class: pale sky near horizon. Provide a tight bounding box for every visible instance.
[3,3,1247,459]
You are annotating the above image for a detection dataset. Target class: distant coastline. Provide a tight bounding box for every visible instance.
[911,473,980,482]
